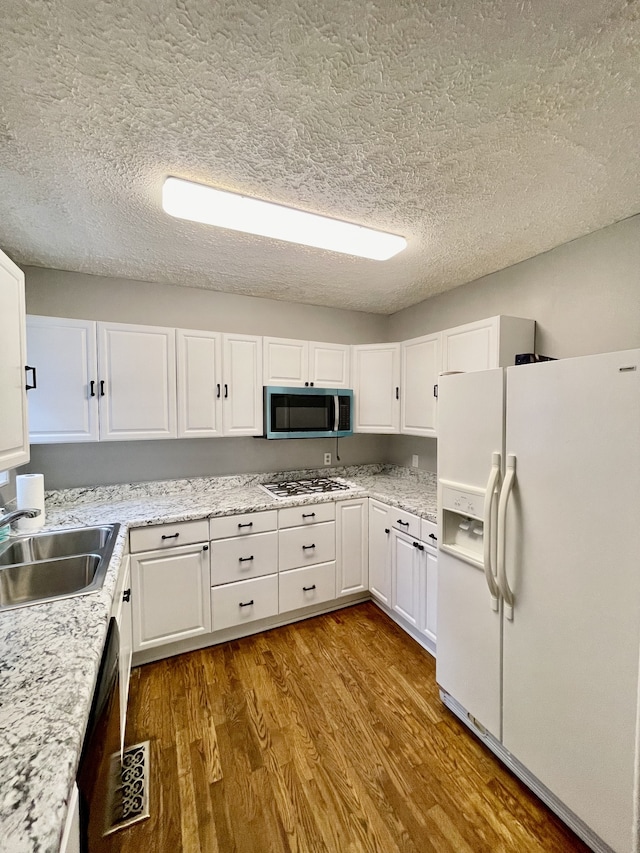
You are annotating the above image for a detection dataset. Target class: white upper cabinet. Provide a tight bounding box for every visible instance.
[400,333,440,437]
[352,343,400,433]
[223,333,263,436]
[176,330,223,437]
[308,342,351,388]
[441,316,535,374]
[98,322,177,441]
[264,337,350,389]
[263,337,308,387]
[0,250,29,470]
[27,316,99,443]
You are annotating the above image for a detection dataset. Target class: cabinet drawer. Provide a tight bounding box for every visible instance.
[210,510,277,540]
[421,518,438,548]
[210,531,278,586]
[278,502,335,529]
[278,521,336,571]
[129,519,209,553]
[279,562,336,613]
[391,508,420,538]
[211,574,278,631]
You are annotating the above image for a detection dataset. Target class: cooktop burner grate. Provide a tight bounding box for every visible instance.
[261,477,351,498]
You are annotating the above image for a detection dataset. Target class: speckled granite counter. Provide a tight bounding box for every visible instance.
[0,464,436,853]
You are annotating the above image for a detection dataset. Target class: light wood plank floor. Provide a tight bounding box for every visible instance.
[104,603,590,853]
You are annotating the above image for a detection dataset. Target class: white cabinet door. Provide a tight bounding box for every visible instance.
[222,333,263,436]
[98,322,177,440]
[131,542,211,651]
[441,316,535,373]
[263,337,308,387]
[352,343,400,433]
[336,498,368,596]
[26,316,99,443]
[111,555,132,754]
[0,250,29,470]
[401,333,440,437]
[418,544,438,646]
[392,530,420,627]
[368,499,393,605]
[309,342,351,388]
[59,784,81,853]
[177,329,223,437]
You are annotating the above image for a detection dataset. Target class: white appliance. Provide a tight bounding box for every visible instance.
[436,350,640,853]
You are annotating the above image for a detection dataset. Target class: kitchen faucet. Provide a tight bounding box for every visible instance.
[0,508,41,527]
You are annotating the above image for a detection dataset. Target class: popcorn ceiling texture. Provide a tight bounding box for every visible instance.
[1,0,639,314]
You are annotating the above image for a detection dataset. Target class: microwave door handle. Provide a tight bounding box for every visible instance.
[333,395,339,432]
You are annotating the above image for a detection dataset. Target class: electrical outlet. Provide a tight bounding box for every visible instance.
[324,452,331,465]
[412,454,419,468]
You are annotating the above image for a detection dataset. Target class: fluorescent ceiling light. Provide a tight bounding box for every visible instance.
[162,177,407,261]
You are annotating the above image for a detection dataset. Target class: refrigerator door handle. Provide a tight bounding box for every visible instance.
[482,452,501,610]
[497,453,517,620]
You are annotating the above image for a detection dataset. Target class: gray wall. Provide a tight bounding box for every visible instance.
[386,214,640,473]
[26,435,388,490]
[22,267,388,488]
[387,214,640,356]
[24,267,387,343]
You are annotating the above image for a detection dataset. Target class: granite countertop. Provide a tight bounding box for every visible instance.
[0,464,436,853]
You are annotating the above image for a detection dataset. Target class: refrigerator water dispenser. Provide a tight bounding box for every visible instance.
[440,483,486,567]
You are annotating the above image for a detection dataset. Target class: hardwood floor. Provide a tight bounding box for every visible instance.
[104,603,590,853]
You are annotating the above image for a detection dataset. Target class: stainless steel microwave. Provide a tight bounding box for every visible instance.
[263,387,354,439]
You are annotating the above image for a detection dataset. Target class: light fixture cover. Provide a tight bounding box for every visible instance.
[162,177,407,261]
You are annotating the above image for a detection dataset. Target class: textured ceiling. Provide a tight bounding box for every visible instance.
[1,1,639,314]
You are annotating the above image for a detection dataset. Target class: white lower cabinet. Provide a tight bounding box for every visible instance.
[131,541,211,651]
[279,561,336,612]
[59,783,80,853]
[111,554,132,754]
[336,498,368,596]
[211,574,279,631]
[419,545,438,645]
[278,520,335,571]
[368,499,393,605]
[392,530,421,627]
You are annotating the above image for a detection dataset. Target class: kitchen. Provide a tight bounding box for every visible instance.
[1,2,640,852]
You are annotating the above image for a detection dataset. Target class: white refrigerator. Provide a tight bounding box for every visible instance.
[436,350,640,853]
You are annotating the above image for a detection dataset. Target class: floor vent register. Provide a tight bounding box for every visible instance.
[104,741,151,835]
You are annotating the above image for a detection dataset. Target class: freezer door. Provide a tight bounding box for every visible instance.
[437,368,504,490]
[502,350,640,853]
[436,548,502,738]
[436,368,505,739]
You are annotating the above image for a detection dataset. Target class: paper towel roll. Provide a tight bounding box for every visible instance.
[15,474,45,531]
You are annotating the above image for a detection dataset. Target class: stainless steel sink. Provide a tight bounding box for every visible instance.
[0,524,120,610]
[0,526,114,566]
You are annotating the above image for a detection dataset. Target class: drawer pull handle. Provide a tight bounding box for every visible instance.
[397,520,410,527]
[161,533,180,540]
[429,533,438,542]
[239,555,254,563]
[302,512,316,518]
[302,544,316,550]
[122,588,131,603]
[412,541,425,551]
[303,584,316,592]
[238,522,253,528]
[239,599,254,608]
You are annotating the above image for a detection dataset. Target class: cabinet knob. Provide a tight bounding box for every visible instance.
[304,381,309,387]
[202,544,209,551]
[384,528,390,534]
